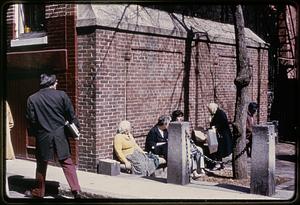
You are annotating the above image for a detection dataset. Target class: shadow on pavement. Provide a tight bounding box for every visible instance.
[8,175,60,197]
[285,184,295,191]
[142,176,167,183]
[205,171,233,179]
[216,183,250,193]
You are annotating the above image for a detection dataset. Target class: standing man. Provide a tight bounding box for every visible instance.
[26,73,81,199]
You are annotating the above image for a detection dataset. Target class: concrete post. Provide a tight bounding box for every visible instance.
[267,121,279,144]
[167,122,190,185]
[250,124,276,196]
[97,159,120,176]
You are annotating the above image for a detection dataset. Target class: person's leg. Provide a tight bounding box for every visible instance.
[215,154,224,170]
[162,143,168,161]
[191,156,199,178]
[196,147,206,174]
[59,157,81,194]
[197,147,205,169]
[248,135,252,157]
[191,155,196,174]
[28,159,48,198]
[208,153,224,171]
[191,154,204,179]
[207,152,217,170]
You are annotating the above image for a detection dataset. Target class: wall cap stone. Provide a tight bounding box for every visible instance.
[77,4,268,48]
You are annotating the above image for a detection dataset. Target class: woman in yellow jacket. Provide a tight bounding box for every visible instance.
[114,120,159,176]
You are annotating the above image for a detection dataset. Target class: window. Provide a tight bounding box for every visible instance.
[11,4,47,47]
[17,4,45,37]
[23,4,45,32]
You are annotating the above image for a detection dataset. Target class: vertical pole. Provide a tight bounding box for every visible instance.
[183,29,194,121]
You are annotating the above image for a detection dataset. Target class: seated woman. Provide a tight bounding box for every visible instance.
[171,110,206,179]
[145,115,171,161]
[114,120,160,176]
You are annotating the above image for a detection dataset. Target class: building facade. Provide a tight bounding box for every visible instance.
[6,4,78,164]
[6,4,269,172]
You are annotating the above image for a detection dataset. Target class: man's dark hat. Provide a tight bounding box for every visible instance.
[40,74,57,88]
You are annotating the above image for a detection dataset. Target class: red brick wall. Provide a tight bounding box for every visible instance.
[77,28,269,172]
[44,4,77,106]
[77,30,98,171]
[6,5,15,47]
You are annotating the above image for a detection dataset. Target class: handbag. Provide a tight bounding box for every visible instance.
[207,127,218,154]
[146,152,160,168]
[65,121,80,140]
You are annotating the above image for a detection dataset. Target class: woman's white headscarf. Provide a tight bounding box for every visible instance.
[207,103,219,115]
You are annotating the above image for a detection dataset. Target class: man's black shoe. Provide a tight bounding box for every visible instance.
[72,191,84,199]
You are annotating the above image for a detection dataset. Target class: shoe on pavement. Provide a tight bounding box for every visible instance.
[72,190,84,199]
[24,190,43,199]
[211,163,224,171]
[199,169,206,175]
[191,171,205,180]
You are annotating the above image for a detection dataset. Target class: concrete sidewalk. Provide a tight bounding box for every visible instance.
[5,158,294,201]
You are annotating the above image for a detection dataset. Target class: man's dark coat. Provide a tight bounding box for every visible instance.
[210,108,233,158]
[26,88,79,161]
[145,125,168,160]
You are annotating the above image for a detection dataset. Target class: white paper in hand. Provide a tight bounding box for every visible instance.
[156,142,166,146]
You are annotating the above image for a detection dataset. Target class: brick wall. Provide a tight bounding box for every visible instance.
[6,5,15,48]
[77,30,98,171]
[77,28,269,172]
[44,4,77,106]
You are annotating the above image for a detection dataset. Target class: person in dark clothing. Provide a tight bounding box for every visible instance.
[25,73,82,199]
[246,102,258,157]
[207,103,233,170]
[145,115,171,161]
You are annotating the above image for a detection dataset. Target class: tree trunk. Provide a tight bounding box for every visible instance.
[232,5,252,179]
[183,30,194,121]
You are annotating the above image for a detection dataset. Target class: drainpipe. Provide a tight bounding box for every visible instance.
[124,51,131,120]
[183,29,194,121]
[257,46,261,124]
